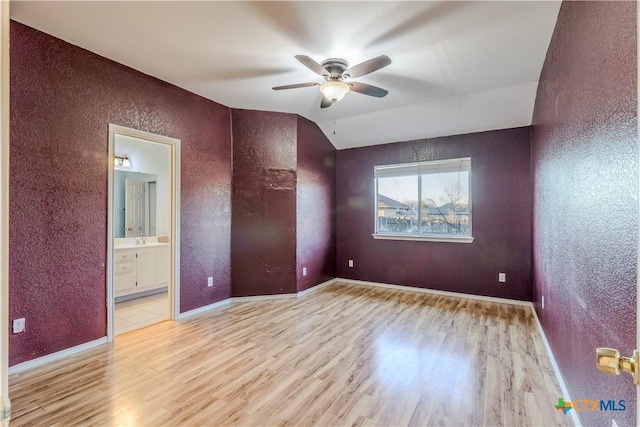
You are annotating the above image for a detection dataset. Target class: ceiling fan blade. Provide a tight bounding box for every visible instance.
[272,82,319,90]
[349,82,389,98]
[344,55,392,79]
[295,55,329,76]
[320,96,333,108]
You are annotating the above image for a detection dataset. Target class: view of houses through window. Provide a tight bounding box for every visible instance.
[375,158,471,238]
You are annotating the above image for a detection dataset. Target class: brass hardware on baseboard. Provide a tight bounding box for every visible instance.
[596,348,640,384]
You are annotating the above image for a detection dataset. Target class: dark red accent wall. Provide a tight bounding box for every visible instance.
[531,2,637,426]
[230,111,337,296]
[336,127,532,300]
[231,109,298,297]
[296,116,336,292]
[9,21,232,365]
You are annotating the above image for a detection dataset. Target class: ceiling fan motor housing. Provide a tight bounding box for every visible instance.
[321,58,349,80]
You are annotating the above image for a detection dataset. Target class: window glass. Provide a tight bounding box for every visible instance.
[420,171,469,236]
[375,158,471,239]
[377,176,418,234]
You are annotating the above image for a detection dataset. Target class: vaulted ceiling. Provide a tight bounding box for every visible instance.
[10,1,561,149]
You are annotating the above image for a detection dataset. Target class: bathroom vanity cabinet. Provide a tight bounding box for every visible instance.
[114,243,170,297]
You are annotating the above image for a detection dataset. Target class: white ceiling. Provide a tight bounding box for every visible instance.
[10,1,561,149]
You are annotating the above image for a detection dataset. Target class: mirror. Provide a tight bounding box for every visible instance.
[114,170,157,238]
[114,132,172,239]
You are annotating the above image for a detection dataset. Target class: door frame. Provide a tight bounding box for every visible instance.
[0,0,9,424]
[107,124,181,341]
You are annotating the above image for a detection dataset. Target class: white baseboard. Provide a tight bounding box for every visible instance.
[178,298,231,320]
[177,280,338,318]
[8,337,108,376]
[230,293,297,303]
[337,278,533,307]
[230,278,339,302]
[530,307,581,427]
[298,278,337,297]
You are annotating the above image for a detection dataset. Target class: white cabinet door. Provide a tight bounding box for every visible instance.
[115,269,136,297]
[136,247,157,290]
[157,245,170,286]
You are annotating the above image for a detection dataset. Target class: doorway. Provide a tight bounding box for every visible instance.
[107,125,181,340]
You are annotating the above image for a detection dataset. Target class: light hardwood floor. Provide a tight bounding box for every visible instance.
[9,283,571,426]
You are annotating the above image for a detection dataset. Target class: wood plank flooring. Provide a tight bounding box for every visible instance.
[8,283,572,426]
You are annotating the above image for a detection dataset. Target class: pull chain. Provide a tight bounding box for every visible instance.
[332,99,339,135]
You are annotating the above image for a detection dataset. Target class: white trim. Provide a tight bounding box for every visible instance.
[531,307,582,427]
[297,278,337,297]
[172,137,181,323]
[107,125,181,341]
[230,293,298,303]
[177,299,231,320]
[0,1,9,424]
[107,128,115,341]
[8,338,108,376]
[372,234,474,243]
[179,279,338,312]
[337,278,532,307]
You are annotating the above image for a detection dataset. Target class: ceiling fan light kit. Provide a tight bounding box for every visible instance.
[273,54,391,108]
[320,81,350,102]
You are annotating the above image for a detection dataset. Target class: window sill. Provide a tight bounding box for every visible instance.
[372,234,474,243]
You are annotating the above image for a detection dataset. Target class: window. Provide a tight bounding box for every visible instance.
[374,157,473,243]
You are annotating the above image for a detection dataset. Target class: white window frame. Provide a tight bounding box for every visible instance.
[373,157,474,243]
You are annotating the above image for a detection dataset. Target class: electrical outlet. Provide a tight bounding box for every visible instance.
[13,318,25,334]
[542,296,545,309]
[348,260,354,268]
[207,276,213,287]
[498,273,506,283]
[302,267,307,276]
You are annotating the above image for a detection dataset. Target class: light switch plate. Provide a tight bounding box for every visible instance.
[302,267,307,276]
[207,276,213,287]
[349,260,354,268]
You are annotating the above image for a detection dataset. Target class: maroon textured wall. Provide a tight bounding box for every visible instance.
[9,22,232,365]
[296,116,336,292]
[531,2,637,426]
[231,109,298,296]
[336,127,532,300]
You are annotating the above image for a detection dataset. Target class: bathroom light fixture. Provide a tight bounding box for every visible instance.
[320,81,350,103]
[114,154,131,168]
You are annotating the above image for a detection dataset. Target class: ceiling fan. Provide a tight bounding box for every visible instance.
[272,55,392,108]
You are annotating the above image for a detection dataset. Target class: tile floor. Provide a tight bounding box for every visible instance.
[114,291,169,335]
